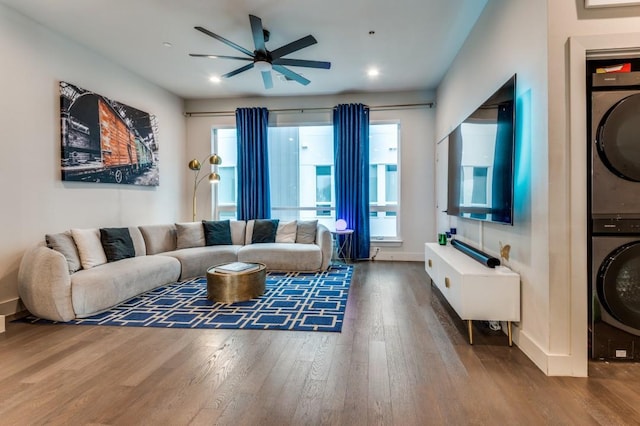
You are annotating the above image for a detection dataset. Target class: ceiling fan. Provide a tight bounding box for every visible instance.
[190,14,331,89]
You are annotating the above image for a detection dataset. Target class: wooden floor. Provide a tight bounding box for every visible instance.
[1,261,640,425]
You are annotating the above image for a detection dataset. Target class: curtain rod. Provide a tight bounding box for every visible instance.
[184,102,434,117]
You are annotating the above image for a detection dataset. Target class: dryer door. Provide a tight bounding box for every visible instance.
[596,93,640,182]
[597,241,640,330]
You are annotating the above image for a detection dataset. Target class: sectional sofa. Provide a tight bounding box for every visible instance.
[18,219,332,322]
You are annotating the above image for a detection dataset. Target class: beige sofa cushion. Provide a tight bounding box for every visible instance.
[160,245,241,280]
[238,242,322,271]
[71,255,181,318]
[71,228,107,269]
[18,245,76,322]
[128,226,147,256]
[45,231,82,273]
[175,222,205,249]
[276,220,297,243]
[139,224,177,254]
[244,220,255,245]
[230,220,246,245]
[296,220,318,244]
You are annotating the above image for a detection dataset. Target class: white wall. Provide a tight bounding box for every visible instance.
[547,2,640,376]
[0,5,186,315]
[185,91,435,261]
[437,0,640,377]
[435,1,556,372]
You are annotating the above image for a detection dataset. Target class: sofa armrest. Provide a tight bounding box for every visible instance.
[316,224,332,271]
[18,245,75,322]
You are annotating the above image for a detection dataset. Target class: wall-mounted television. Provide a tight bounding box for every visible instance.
[446,74,516,225]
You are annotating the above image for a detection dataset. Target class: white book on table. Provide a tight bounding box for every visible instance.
[213,262,260,274]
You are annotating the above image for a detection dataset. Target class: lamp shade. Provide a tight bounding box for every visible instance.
[208,172,220,183]
[188,159,201,170]
[209,154,222,165]
[335,219,348,231]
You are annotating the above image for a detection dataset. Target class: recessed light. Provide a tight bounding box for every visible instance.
[367,68,380,78]
[209,76,221,83]
[162,41,173,48]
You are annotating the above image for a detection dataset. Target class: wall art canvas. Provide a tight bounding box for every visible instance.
[585,0,640,7]
[60,81,159,186]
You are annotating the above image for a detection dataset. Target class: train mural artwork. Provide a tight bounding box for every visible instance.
[60,81,159,186]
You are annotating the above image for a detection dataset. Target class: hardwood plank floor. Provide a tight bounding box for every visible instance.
[1,261,640,425]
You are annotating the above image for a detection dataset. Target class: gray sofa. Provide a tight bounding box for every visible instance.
[18,220,332,322]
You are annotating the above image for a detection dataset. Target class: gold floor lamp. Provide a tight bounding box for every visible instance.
[188,154,221,221]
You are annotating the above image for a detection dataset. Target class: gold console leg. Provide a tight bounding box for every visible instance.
[467,320,473,345]
[508,321,513,347]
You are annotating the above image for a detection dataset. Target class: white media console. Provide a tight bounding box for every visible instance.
[424,242,520,346]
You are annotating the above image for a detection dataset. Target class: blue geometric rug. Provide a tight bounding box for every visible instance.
[27,264,352,332]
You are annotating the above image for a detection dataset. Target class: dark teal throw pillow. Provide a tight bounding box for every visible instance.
[202,220,233,246]
[100,227,135,262]
[251,219,279,243]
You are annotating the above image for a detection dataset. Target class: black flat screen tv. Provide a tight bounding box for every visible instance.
[446,74,516,225]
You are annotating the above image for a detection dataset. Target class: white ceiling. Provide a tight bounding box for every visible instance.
[1,0,487,99]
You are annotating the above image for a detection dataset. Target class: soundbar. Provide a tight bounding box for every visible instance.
[450,239,500,268]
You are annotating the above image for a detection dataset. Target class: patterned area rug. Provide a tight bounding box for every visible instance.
[33,264,352,332]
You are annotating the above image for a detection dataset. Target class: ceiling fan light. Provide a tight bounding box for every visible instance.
[255,60,272,72]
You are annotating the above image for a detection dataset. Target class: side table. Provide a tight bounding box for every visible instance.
[331,229,354,263]
[206,262,266,304]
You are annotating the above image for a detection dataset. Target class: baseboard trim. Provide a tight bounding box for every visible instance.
[0,297,24,317]
[517,330,588,377]
[373,252,424,262]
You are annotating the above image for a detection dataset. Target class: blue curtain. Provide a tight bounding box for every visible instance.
[236,107,270,220]
[333,103,370,260]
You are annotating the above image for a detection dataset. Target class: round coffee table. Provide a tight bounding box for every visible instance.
[206,262,266,304]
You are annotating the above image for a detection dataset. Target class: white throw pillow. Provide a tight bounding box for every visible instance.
[71,228,107,269]
[275,220,297,243]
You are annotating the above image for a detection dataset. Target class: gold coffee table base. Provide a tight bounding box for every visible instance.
[206,263,266,304]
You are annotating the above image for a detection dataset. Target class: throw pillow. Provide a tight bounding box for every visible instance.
[100,228,135,262]
[71,228,108,269]
[175,222,205,249]
[128,227,147,256]
[296,220,318,244]
[275,220,297,243]
[202,220,233,246]
[251,219,279,243]
[45,231,82,273]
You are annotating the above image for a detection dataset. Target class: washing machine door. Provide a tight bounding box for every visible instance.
[597,241,640,330]
[596,93,640,182]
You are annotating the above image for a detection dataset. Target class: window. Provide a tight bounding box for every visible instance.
[212,128,237,220]
[369,165,378,204]
[316,165,332,216]
[268,125,334,227]
[211,122,399,239]
[369,124,399,238]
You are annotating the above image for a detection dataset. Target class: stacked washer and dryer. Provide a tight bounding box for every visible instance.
[589,61,640,361]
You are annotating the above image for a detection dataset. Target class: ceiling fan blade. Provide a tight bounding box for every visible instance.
[270,35,317,60]
[194,26,254,57]
[272,58,331,69]
[222,63,255,78]
[249,14,266,52]
[273,65,310,86]
[189,54,253,61]
[261,71,273,89]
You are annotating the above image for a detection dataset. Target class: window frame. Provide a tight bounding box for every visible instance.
[210,120,401,241]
